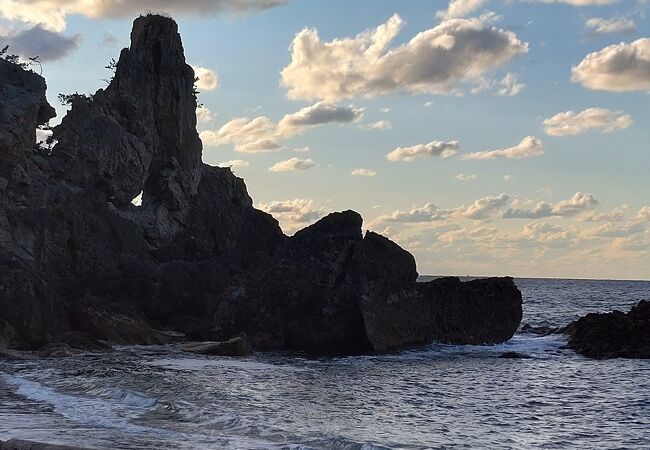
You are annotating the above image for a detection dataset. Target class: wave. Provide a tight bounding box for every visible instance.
[2,374,163,433]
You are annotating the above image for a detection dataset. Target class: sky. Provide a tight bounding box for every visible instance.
[1,0,649,280]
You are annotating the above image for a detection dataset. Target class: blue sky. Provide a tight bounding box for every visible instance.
[1,0,649,279]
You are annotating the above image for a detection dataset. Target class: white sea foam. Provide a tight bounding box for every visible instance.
[2,374,161,433]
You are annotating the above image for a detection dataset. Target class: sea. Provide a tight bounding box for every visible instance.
[1,278,650,450]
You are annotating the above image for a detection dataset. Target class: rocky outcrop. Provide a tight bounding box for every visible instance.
[564,300,650,359]
[0,14,522,355]
[213,211,522,354]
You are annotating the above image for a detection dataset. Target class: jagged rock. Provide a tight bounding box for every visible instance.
[213,212,522,354]
[180,335,253,356]
[362,277,523,352]
[0,59,55,159]
[0,14,522,355]
[564,300,650,359]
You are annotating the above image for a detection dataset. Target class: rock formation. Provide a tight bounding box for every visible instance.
[0,15,522,355]
[564,300,650,359]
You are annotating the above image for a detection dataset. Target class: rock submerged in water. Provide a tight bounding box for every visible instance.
[180,335,253,357]
[0,14,523,356]
[564,300,650,359]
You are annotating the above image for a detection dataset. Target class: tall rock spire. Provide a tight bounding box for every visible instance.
[52,14,202,209]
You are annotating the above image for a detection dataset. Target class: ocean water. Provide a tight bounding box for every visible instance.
[1,278,650,450]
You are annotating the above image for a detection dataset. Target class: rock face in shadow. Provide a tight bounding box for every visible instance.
[0,15,522,355]
[564,300,650,359]
[213,211,522,354]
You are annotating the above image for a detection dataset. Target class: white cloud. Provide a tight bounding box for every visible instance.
[191,65,219,91]
[0,0,287,32]
[455,173,477,181]
[257,198,326,234]
[351,168,377,177]
[584,17,636,35]
[497,72,526,96]
[638,207,650,221]
[380,107,391,113]
[278,101,364,131]
[363,120,392,130]
[280,13,528,101]
[462,136,544,160]
[200,102,362,152]
[436,0,487,20]
[572,38,650,92]
[196,106,214,124]
[387,140,460,162]
[503,192,599,219]
[200,116,280,152]
[293,146,310,153]
[269,157,318,172]
[369,203,450,228]
[504,174,514,181]
[217,159,250,168]
[537,0,619,5]
[543,107,633,136]
[456,193,511,220]
[1,25,81,61]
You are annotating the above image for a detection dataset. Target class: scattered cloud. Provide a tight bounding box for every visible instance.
[584,17,636,35]
[436,0,488,20]
[200,102,362,152]
[497,72,526,96]
[217,159,250,168]
[462,136,544,160]
[293,146,310,153]
[191,65,219,91]
[572,38,650,92]
[196,106,215,124]
[543,107,632,136]
[257,198,326,234]
[504,175,514,181]
[1,25,81,61]
[638,207,650,222]
[278,101,364,131]
[457,193,511,220]
[269,157,318,172]
[387,140,460,162]
[363,120,392,130]
[503,192,599,219]
[280,13,528,101]
[0,0,287,32]
[351,168,377,177]
[455,173,477,181]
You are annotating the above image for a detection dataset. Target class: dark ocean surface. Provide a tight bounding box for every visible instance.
[2,278,650,449]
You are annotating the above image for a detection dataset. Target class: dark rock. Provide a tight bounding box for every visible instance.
[37,343,77,358]
[0,14,522,356]
[0,439,94,450]
[498,351,533,359]
[564,300,650,359]
[213,212,522,354]
[180,335,253,356]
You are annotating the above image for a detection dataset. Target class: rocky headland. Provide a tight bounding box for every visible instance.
[0,14,523,356]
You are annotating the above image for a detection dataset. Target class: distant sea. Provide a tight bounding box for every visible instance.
[2,278,650,449]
